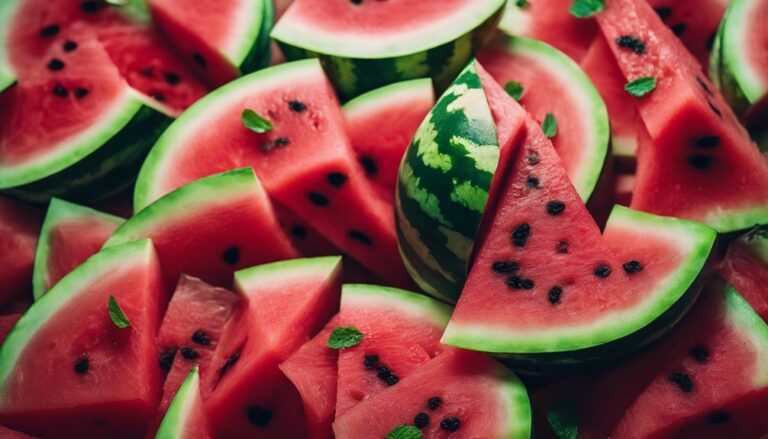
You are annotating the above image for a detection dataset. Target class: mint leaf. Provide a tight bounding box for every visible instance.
[327,326,364,349]
[547,399,578,439]
[542,113,558,138]
[386,425,423,439]
[504,80,525,101]
[515,0,530,8]
[241,109,273,133]
[624,77,657,97]
[570,0,605,18]
[108,295,131,329]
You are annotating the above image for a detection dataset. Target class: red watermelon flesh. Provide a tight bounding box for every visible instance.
[0,196,41,306]
[279,316,339,439]
[0,425,39,439]
[596,0,768,232]
[0,314,21,345]
[719,228,768,321]
[203,257,342,439]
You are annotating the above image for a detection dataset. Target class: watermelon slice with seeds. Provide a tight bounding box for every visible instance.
[0,239,164,438]
[719,226,768,320]
[0,196,41,307]
[155,368,211,439]
[32,198,124,299]
[106,168,298,289]
[203,256,342,439]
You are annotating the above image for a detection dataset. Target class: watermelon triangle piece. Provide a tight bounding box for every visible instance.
[32,198,124,300]
[155,368,211,439]
[718,227,768,320]
[333,349,532,438]
[0,239,164,438]
[203,256,342,439]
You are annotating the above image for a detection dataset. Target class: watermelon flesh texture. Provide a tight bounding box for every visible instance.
[596,0,768,232]
[0,240,164,439]
[0,196,41,307]
[333,349,532,439]
[203,257,342,439]
[279,316,339,439]
[719,227,768,320]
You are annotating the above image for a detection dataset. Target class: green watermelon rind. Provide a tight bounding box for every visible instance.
[497,370,533,439]
[0,238,154,397]
[155,367,201,439]
[725,284,768,386]
[341,284,453,330]
[133,59,322,212]
[230,0,274,74]
[32,198,125,300]
[342,77,434,122]
[0,0,20,92]
[234,255,342,293]
[442,206,717,356]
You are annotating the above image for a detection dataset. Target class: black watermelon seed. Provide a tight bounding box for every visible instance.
[696,77,714,97]
[688,155,713,170]
[246,406,273,428]
[654,7,672,20]
[288,100,307,113]
[548,286,563,305]
[181,347,200,360]
[594,265,612,278]
[708,101,722,117]
[192,330,211,346]
[492,261,520,274]
[48,58,65,71]
[53,84,68,97]
[556,241,569,254]
[427,396,442,411]
[140,67,155,77]
[351,0,362,4]
[414,412,430,429]
[219,351,240,378]
[671,23,687,36]
[192,52,207,68]
[706,411,730,425]
[164,72,181,85]
[327,172,348,187]
[546,201,566,216]
[40,24,60,38]
[511,223,531,247]
[507,276,534,290]
[152,92,166,102]
[615,35,646,54]
[63,40,78,52]
[384,374,399,386]
[80,0,104,13]
[689,345,709,363]
[363,354,379,369]
[526,175,540,188]
[74,87,89,99]
[695,136,720,148]
[222,246,240,265]
[159,348,177,372]
[74,357,89,375]
[440,417,461,432]
[376,365,392,379]
[348,230,373,246]
[623,260,643,274]
[360,156,378,176]
[668,372,694,393]
[261,137,291,152]
[290,225,308,240]
[528,153,539,165]
[308,192,329,206]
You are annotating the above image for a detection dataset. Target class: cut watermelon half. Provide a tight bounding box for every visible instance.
[0,239,164,438]
[155,368,210,439]
[443,117,716,369]
[32,198,124,300]
[0,196,41,307]
[333,349,531,438]
[135,60,410,286]
[719,227,768,320]
[106,168,298,289]
[342,78,435,202]
[334,284,452,418]
[478,34,610,202]
[203,256,342,439]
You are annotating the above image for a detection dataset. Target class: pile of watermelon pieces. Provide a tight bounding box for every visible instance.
[0,0,767,437]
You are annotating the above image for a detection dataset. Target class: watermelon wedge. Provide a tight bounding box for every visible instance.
[155,368,210,439]
[719,227,768,320]
[0,239,164,438]
[443,117,716,369]
[0,196,41,307]
[134,60,411,286]
[106,168,298,289]
[595,0,768,232]
[203,256,342,439]
[32,198,124,299]
[272,0,505,99]
[342,78,435,202]
[334,284,452,418]
[333,349,531,439]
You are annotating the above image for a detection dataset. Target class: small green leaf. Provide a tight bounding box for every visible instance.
[108,295,131,329]
[624,77,657,97]
[386,425,423,439]
[327,326,364,349]
[515,0,530,8]
[241,109,273,133]
[504,80,525,101]
[569,0,605,18]
[547,399,579,439]
[542,113,558,138]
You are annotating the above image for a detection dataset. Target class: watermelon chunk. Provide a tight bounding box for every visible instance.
[32,198,124,299]
[155,368,210,439]
[203,256,342,439]
[334,284,452,418]
[106,168,298,289]
[333,349,531,439]
[0,196,41,307]
[719,227,768,320]
[0,239,164,438]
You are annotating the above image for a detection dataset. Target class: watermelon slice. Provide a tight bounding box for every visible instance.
[342,78,435,202]
[155,368,210,439]
[0,196,41,307]
[134,60,411,286]
[106,168,298,289]
[271,0,505,99]
[0,239,164,438]
[32,198,124,299]
[334,284,453,418]
[719,227,768,320]
[443,117,716,370]
[333,349,532,439]
[478,34,610,202]
[279,316,338,439]
[203,256,342,439]
[595,0,768,232]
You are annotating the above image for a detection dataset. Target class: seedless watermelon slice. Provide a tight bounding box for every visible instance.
[0,239,164,438]
[32,198,124,299]
[155,368,210,439]
[0,196,41,307]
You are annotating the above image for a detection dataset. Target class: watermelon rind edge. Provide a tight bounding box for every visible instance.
[342,77,435,120]
[155,367,200,439]
[497,364,533,439]
[724,284,768,387]
[341,283,453,330]
[0,0,20,92]
[230,0,274,74]
[234,255,343,292]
